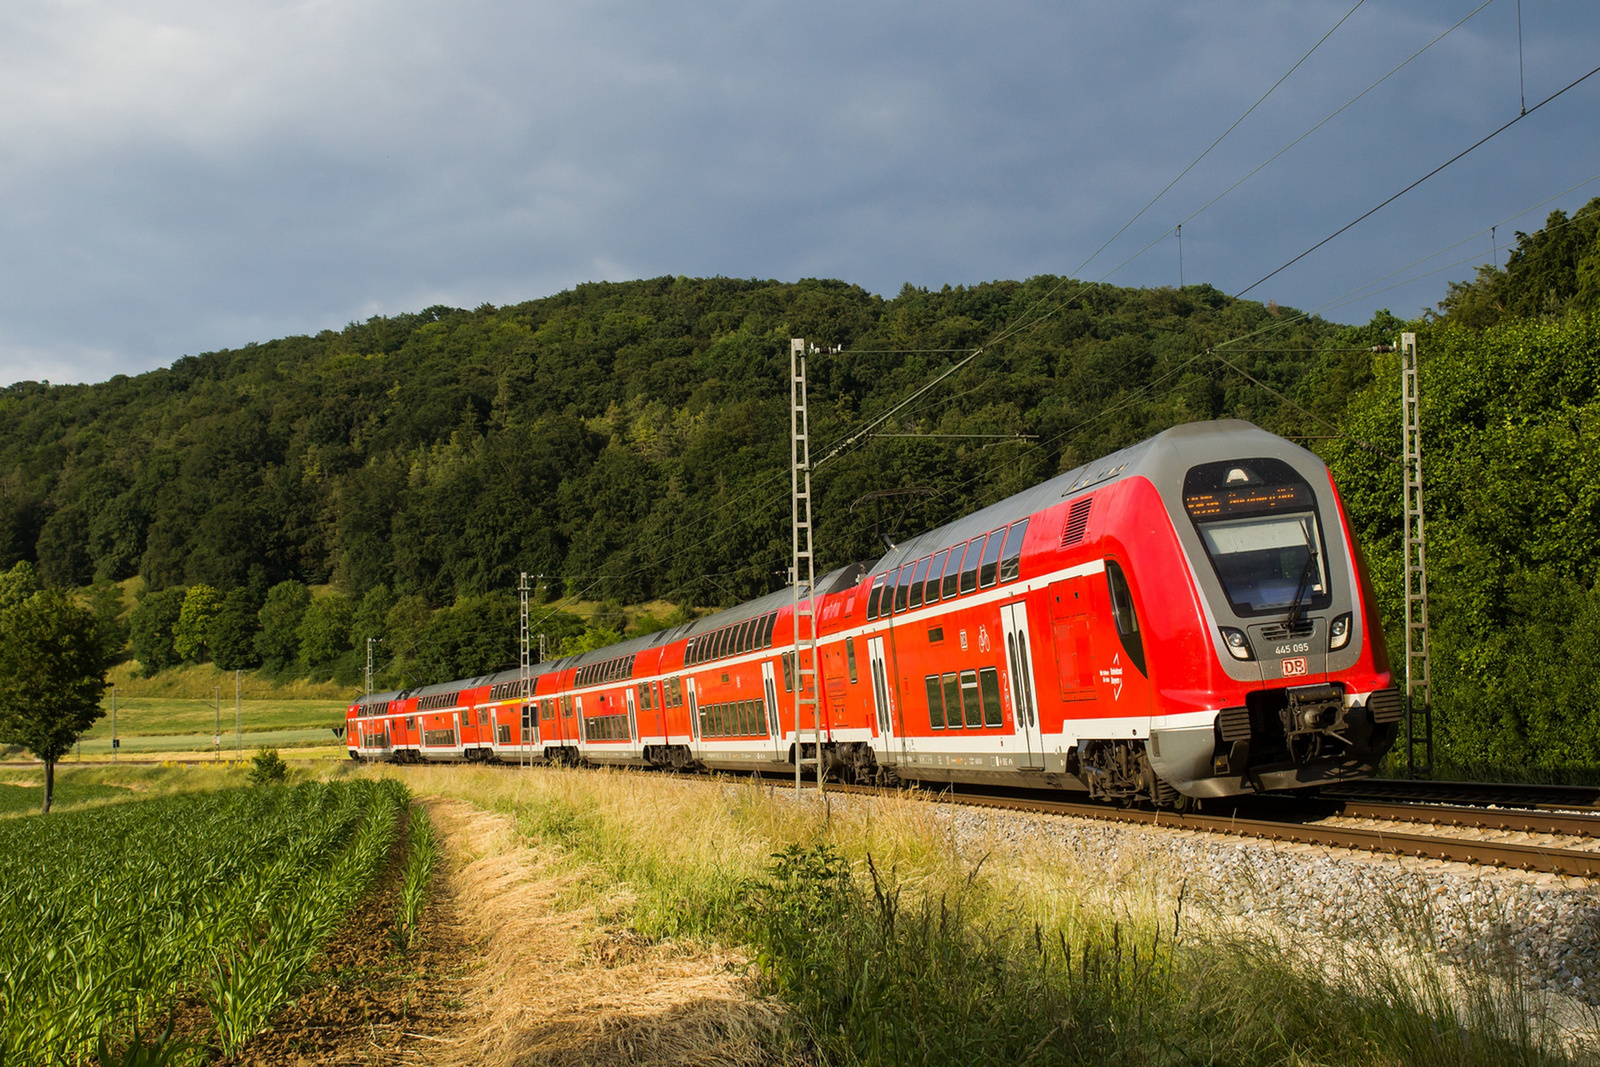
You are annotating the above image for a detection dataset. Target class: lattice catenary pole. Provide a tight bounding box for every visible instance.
[1400,332,1433,775]
[791,339,823,796]
[519,571,532,768]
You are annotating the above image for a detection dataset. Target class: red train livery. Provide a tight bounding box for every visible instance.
[348,420,1401,805]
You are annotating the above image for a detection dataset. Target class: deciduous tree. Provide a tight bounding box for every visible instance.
[0,589,109,812]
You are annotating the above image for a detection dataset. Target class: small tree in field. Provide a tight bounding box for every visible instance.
[0,589,109,812]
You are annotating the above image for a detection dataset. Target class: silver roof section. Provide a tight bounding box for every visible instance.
[457,561,875,692]
[394,421,1293,698]
[867,419,1299,577]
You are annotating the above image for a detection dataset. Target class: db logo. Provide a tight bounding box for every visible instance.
[1281,657,1308,677]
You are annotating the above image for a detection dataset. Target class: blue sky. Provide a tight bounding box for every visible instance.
[2,0,1597,385]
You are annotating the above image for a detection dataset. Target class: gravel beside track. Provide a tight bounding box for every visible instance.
[782,785,1600,1008]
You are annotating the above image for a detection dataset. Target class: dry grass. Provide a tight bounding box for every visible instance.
[403,793,784,1067]
[365,766,1600,1066]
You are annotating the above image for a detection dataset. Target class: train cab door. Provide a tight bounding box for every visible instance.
[1000,600,1045,770]
[866,636,899,763]
[762,660,783,758]
[624,687,639,756]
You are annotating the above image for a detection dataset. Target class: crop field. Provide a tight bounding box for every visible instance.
[0,777,407,1062]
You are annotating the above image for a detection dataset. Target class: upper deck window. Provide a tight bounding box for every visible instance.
[978,530,1005,588]
[924,549,949,605]
[893,562,915,614]
[866,573,888,620]
[999,518,1029,582]
[907,557,930,610]
[959,536,985,594]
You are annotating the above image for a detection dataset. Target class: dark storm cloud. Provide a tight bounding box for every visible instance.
[1,0,1596,384]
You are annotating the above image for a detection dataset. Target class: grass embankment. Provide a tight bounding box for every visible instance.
[0,775,407,1062]
[382,766,1596,1067]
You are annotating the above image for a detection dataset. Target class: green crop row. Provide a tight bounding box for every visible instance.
[0,778,408,1063]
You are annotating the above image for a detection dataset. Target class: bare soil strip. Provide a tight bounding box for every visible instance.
[236,796,783,1066]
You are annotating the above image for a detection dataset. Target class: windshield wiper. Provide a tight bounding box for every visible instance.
[1283,523,1319,628]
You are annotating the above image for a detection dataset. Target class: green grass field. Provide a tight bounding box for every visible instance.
[0,780,131,815]
[78,697,347,740]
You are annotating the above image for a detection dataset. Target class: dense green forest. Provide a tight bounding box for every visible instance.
[1,197,1597,774]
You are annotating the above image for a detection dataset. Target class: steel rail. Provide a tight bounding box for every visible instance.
[1326,778,1600,811]
[1331,799,1600,840]
[54,755,1600,875]
[824,783,1600,878]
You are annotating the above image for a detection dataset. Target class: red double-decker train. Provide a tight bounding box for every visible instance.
[347,419,1400,805]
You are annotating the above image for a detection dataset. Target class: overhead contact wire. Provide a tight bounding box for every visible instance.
[1237,60,1600,297]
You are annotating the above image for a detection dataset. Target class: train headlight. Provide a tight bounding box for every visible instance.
[1329,613,1352,651]
[1219,627,1254,661]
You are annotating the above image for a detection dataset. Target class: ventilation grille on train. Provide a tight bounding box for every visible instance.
[1218,706,1252,742]
[1060,498,1092,547]
[1258,618,1315,641]
[1367,688,1404,724]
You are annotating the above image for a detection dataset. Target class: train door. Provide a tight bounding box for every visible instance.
[687,679,700,755]
[1000,600,1045,770]
[867,636,898,762]
[1049,577,1097,714]
[762,660,782,757]
[625,687,639,754]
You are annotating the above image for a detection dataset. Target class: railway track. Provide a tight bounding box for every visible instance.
[1326,777,1600,811]
[42,755,1600,877]
[820,782,1600,879]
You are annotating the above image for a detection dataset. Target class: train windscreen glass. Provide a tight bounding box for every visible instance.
[1183,458,1331,617]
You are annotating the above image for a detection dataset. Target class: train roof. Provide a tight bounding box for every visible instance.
[370,420,1305,703]
[407,560,877,697]
[868,419,1310,576]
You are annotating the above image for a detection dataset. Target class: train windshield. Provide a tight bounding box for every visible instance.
[1195,512,1326,614]
[1183,457,1331,617]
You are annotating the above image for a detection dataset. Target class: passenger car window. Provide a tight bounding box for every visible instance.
[960,536,985,594]
[942,673,962,729]
[979,531,1004,588]
[925,675,945,728]
[867,574,888,620]
[924,549,949,605]
[907,557,930,610]
[960,670,982,727]
[978,667,1004,727]
[893,562,915,613]
[999,519,1029,582]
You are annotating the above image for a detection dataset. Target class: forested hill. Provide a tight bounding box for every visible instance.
[0,278,1350,607]
[4,208,1598,777]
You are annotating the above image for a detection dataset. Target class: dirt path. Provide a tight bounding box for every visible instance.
[232,795,782,1065]
[407,795,782,1066]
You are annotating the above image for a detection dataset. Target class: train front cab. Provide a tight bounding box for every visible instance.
[1127,426,1400,800]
